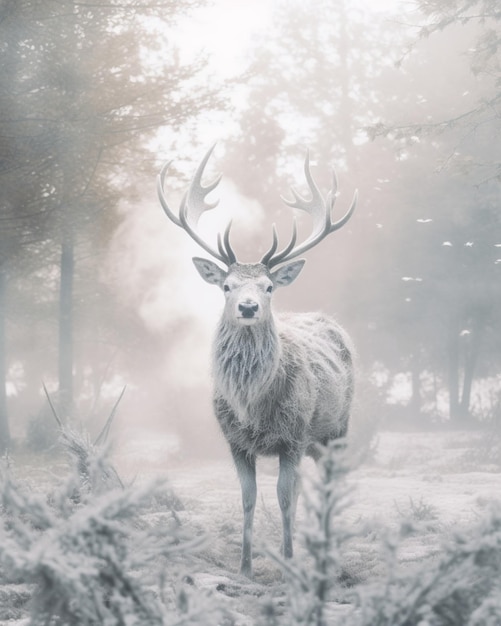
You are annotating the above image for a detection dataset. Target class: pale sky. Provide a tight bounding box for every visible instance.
[174,0,407,79]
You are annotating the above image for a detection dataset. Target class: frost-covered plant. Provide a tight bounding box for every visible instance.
[58,423,124,498]
[263,438,501,626]
[267,441,358,626]
[0,424,219,625]
[354,504,501,626]
[395,496,439,524]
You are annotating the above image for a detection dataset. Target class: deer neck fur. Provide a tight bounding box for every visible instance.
[213,316,281,423]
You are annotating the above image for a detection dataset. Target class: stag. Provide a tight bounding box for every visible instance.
[157,146,357,577]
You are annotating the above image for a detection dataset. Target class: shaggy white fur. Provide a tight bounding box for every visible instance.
[193,260,355,578]
[158,147,357,579]
[213,311,354,458]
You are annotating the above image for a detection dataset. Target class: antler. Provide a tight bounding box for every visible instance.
[157,144,237,266]
[261,151,358,269]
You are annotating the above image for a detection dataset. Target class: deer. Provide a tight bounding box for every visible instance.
[157,145,357,578]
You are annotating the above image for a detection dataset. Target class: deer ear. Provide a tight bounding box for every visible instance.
[192,257,227,287]
[271,259,306,287]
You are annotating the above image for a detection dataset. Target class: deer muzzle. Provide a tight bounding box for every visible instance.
[237,300,260,325]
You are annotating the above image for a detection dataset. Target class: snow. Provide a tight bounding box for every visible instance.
[158,431,501,575]
[116,429,501,605]
[3,429,501,624]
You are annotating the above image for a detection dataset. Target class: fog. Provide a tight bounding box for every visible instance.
[2,3,501,624]
[0,0,499,461]
[103,169,269,456]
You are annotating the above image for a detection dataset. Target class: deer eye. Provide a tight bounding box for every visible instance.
[224,284,230,292]
[266,285,273,293]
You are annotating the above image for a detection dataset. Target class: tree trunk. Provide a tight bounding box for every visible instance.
[339,1,350,142]
[410,355,421,417]
[447,322,460,421]
[337,0,354,166]
[459,327,481,421]
[58,231,74,420]
[0,268,10,453]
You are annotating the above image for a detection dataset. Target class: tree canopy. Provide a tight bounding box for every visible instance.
[0,0,499,450]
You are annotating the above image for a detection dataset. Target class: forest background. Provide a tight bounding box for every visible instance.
[0,0,499,455]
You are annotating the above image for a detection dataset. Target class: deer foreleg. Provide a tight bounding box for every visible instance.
[277,451,300,559]
[232,448,257,577]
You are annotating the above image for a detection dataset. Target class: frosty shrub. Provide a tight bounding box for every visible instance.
[267,441,359,626]
[58,423,124,497]
[354,505,501,626]
[0,424,221,625]
[394,496,439,524]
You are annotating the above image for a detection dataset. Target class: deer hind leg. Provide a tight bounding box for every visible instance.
[277,451,300,559]
[231,448,257,577]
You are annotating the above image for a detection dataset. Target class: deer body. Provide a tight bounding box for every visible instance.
[214,309,353,458]
[157,146,357,577]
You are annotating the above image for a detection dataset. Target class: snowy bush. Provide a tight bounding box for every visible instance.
[263,438,501,626]
[354,505,501,626]
[0,425,222,625]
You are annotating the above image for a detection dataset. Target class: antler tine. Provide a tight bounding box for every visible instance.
[330,188,358,232]
[326,168,338,211]
[265,151,357,269]
[261,219,298,267]
[157,161,182,227]
[281,151,326,217]
[260,224,279,265]
[217,221,237,265]
[157,144,236,266]
[188,143,222,213]
[223,221,237,263]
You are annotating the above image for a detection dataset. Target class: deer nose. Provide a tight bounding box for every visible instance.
[238,302,259,318]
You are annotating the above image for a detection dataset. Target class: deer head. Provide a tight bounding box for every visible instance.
[157,145,357,326]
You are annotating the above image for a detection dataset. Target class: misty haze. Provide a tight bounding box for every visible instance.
[0,0,500,624]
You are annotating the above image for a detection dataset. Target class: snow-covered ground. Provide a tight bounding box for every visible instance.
[2,429,501,624]
[120,429,501,621]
